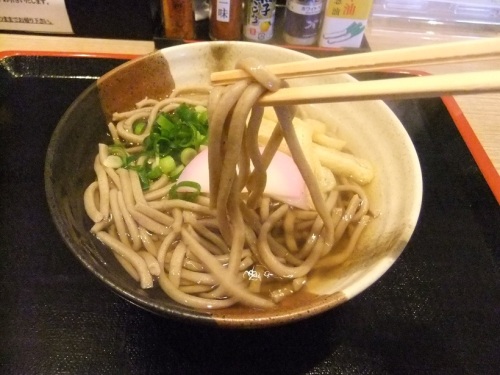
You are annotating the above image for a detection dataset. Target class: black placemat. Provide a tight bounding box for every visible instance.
[0,55,498,375]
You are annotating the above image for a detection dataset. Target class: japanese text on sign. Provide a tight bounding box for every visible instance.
[326,0,372,19]
[0,0,73,33]
[216,0,231,22]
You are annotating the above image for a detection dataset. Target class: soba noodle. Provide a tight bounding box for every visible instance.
[83,58,373,309]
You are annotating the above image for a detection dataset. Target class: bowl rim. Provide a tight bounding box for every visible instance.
[45,41,423,327]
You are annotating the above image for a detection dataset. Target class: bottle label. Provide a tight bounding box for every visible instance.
[324,0,373,20]
[319,18,367,47]
[319,0,373,48]
[244,0,277,41]
[284,0,324,39]
[287,1,323,15]
[216,0,231,23]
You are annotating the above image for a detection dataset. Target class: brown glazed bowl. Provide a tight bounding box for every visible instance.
[45,41,422,327]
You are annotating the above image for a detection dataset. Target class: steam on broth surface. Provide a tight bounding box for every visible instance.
[83,59,374,310]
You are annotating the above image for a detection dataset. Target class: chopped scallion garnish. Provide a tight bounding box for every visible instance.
[103,104,208,190]
[168,181,201,202]
[159,155,176,174]
[133,119,147,135]
[180,148,197,166]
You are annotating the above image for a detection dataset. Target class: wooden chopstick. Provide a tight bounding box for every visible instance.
[256,70,500,106]
[211,37,500,85]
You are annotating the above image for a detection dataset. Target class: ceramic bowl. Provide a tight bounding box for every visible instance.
[45,41,422,327]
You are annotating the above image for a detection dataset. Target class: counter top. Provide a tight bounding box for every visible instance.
[1,29,499,198]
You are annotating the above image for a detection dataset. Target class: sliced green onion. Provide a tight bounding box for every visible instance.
[169,164,185,180]
[180,148,197,166]
[108,144,128,158]
[168,181,201,202]
[103,155,123,168]
[136,169,151,190]
[156,113,176,133]
[104,104,209,192]
[145,105,209,157]
[147,166,163,180]
[108,144,129,167]
[159,156,176,174]
[133,119,147,135]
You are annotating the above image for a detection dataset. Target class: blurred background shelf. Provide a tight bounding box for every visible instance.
[371,0,500,37]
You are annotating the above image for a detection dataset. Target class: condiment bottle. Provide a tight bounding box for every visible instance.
[318,0,373,48]
[243,0,277,42]
[283,0,325,46]
[209,0,243,40]
[161,0,196,40]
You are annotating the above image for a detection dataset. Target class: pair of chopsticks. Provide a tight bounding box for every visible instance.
[210,38,500,105]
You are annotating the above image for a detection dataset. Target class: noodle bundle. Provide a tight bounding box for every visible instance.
[83,59,373,310]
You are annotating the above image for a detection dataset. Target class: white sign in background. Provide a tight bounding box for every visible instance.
[0,0,73,34]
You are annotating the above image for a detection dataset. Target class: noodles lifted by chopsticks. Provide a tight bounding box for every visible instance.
[83,58,374,310]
